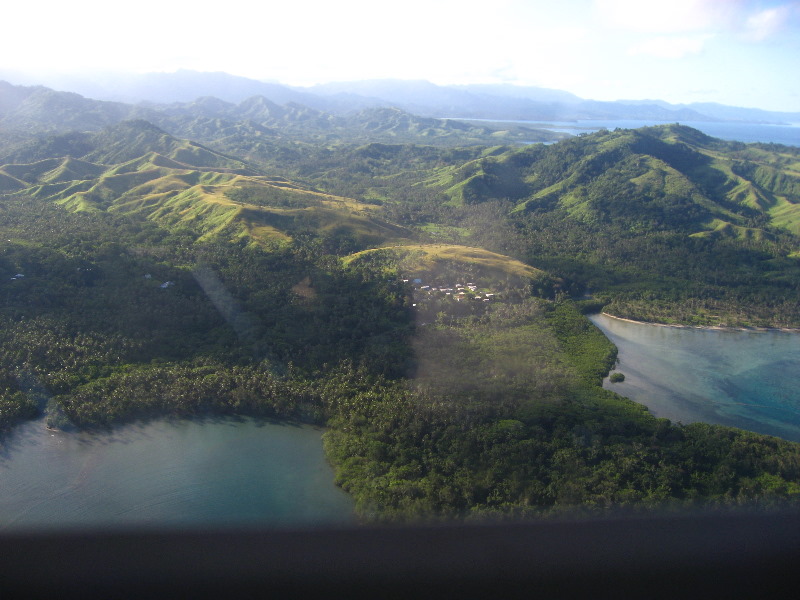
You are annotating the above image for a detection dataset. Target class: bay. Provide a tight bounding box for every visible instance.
[0,417,354,531]
[590,314,800,442]
[534,120,800,146]
[453,118,800,146]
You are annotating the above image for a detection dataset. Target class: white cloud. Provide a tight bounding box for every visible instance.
[629,35,711,58]
[596,0,800,43]
[1,0,797,111]
[744,6,792,40]
[594,0,736,33]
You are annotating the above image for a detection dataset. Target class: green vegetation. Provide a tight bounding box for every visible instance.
[2,88,800,521]
[2,195,799,520]
[0,124,412,250]
[324,302,800,519]
[410,125,800,328]
[0,197,411,428]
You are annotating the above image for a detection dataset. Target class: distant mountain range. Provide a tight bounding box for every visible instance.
[0,80,566,153]
[2,69,799,125]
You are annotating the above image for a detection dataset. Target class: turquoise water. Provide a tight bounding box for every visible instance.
[590,315,800,442]
[457,118,800,146]
[0,417,354,530]
[537,120,800,146]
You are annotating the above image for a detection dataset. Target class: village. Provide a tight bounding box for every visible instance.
[403,277,498,305]
[399,276,514,324]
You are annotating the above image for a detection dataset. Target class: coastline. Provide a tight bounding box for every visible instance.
[598,312,800,334]
[592,312,800,443]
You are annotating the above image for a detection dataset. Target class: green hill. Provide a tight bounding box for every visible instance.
[1,123,412,248]
[437,125,800,236]
[79,120,255,170]
[415,125,800,327]
[0,83,137,133]
[345,243,549,285]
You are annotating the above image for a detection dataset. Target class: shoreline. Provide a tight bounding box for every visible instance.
[598,312,800,334]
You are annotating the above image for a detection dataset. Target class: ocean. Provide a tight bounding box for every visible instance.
[456,118,800,147]
[536,119,800,146]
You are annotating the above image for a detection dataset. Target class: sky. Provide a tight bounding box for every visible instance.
[2,0,799,111]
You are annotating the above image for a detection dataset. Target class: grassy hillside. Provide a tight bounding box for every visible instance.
[0,122,413,249]
[431,125,800,235]
[6,120,798,327]
[344,243,545,280]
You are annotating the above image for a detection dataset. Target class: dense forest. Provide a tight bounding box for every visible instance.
[2,80,800,520]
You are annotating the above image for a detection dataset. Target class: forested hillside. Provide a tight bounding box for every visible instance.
[2,80,800,520]
[428,125,800,327]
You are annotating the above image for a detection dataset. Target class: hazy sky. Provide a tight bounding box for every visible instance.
[3,0,799,111]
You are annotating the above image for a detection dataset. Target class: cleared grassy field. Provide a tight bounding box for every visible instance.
[345,243,546,282]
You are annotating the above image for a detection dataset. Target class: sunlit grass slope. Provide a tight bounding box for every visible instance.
[344,243,549,287]
[2,152,411,246]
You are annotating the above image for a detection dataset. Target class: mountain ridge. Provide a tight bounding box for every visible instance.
[0,82,565,156]
[3,70,798,124]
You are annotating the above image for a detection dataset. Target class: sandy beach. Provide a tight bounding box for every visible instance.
[599,312,800,334]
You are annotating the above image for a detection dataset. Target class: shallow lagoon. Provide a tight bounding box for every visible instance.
[591,314,800,442]
[0,417,354,530]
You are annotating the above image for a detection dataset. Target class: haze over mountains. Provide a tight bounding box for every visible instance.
[0,79,566,150]
[2,69,799,125]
